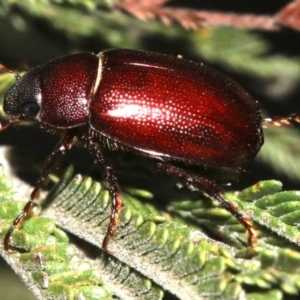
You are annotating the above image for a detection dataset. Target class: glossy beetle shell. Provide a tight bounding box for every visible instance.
[90,49,263,168]
[3,49,263,168]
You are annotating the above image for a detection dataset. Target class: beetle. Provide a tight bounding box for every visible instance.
[0,49,264,251]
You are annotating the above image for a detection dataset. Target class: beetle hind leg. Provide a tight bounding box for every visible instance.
[156,162,256,247]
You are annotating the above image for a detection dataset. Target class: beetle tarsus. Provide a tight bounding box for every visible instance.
[101,194,122,251]
[264,114,300,127]
[214,193,256,247]
[240,216,257,246]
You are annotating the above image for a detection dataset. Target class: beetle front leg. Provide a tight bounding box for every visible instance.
[0,117,19,132]
[156,162,256,247]
[85,133,122,251]
[4,129,78,250]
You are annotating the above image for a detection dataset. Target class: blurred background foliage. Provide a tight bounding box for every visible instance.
[1,1,300,299]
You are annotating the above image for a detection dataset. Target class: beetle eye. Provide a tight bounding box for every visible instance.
[22,102,40,119]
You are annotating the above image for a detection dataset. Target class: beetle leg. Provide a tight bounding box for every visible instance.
[4,129,78,251]
[156,162,256,247]
[0,117,19,132]
[85,133,122,251]
[264,114,300,127]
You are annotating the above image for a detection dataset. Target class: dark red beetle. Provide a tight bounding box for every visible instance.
[0,49,264,250]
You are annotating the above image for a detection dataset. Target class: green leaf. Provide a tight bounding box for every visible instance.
[3,164,300,299]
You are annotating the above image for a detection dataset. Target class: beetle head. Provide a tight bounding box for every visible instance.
[3,66,42,122]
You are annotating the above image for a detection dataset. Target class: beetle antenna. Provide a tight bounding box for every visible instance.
[264,114,300,127]
[0,64,20,80]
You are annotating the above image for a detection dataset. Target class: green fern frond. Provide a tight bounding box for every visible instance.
[2,165,300,299]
